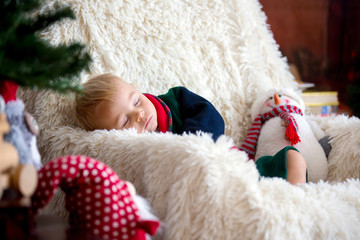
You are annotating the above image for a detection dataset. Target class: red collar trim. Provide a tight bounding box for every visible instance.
[144,94,169,133]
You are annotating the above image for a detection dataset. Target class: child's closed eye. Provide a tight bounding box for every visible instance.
[134,99,140,106]
[123,118,129,128]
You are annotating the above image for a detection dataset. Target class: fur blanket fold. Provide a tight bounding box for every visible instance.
[18,0,360,239]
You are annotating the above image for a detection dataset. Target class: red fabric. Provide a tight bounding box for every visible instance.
[131,220,160,240]
[132,229,146,240]
[285,123,301,145]
[31,156,160,240]
[144,94,169,133]
[137,220,160,235]
[0,80,18,103]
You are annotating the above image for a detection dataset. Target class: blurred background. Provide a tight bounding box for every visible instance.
[260,0,360,116]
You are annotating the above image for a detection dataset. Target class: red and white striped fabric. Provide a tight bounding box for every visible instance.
[240,105,303,160]
[31,155,160,240]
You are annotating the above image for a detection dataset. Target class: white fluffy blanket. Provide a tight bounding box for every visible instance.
[19,0,360,239]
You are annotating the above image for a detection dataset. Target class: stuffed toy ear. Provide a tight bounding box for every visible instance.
[31,155,160,240]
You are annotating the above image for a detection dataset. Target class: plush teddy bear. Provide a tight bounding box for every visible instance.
[31,155,160,240]
[240,88,329,182]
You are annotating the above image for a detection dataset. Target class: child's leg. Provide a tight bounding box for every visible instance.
[255,146,307,185]
[286,149,307,185]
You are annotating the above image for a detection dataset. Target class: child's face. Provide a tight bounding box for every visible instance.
[93,80,158,133]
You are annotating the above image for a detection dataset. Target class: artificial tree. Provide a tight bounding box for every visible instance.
[0,2,91,237]
[0,0,91,93]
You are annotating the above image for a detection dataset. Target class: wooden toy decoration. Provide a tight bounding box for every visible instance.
[0,94,37,199]
[1,80,42,170]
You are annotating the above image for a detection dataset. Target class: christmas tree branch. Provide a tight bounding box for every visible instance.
[0,0,91,94]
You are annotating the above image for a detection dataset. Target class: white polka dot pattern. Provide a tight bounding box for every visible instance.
[31,156,160,240]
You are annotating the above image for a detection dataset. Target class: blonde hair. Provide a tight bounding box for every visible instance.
[75,73,127,130]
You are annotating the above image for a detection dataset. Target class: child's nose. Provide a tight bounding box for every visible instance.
[135,109,145,122]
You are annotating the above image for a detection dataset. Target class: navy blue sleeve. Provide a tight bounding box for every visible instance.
[176,87,225,141]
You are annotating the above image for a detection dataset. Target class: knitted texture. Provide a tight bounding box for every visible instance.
[240,105,303,160]
[144,94,172,133]
[157,86,225,141]
[157,87,184,135]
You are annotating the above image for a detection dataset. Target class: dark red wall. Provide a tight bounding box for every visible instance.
[260,0,360,107]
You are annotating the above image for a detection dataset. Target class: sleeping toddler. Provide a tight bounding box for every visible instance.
[75,73,307,185]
